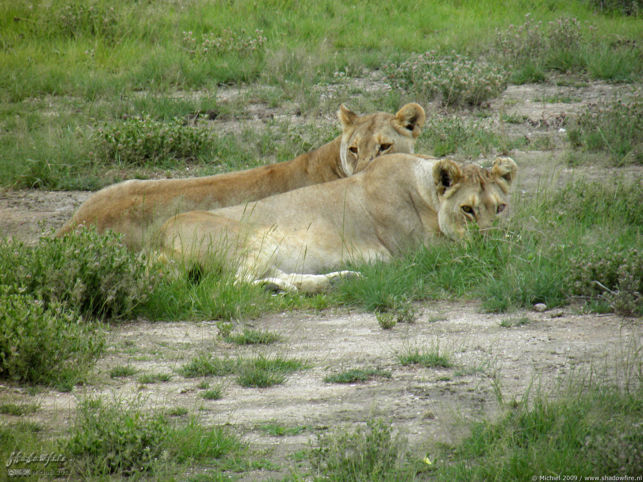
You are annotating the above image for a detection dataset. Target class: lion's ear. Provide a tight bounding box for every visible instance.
[491,157,517,192]
[394,103,426,138]
[338,104,358,128]
[433,159,462,196]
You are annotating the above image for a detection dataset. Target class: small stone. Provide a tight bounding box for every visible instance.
[534,303,547,312]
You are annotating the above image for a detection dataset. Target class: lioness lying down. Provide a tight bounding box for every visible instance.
[160,153,517,293]
[57,103,426,249]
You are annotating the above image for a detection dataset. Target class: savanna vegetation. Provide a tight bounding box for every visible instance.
[0,0,640,479]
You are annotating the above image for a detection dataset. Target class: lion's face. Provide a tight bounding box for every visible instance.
[432,157,517,240]
[338,103,426,176]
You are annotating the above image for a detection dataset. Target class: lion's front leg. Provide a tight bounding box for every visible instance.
[253,269,361,294]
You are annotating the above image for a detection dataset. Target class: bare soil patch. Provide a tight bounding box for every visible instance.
[0,80,640,478]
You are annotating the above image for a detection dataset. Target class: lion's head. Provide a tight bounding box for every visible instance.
[338,103,426,176]
[432,157,517,240]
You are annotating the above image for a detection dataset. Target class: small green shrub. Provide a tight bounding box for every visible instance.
[237,356,307,388]
[0,288,104,388]
[0,229,161,321]
[310,418,414,481]
[384,52,506,106]
[224,328,282,345]
[65,398,168,476]
[51,1,120,40]
[202,387,223,400]
[567,100,642,166]
[178,355,238,378]
[398,345,452,369]
[569,247,642,316]
[182,29,267,57]
[138,373,172,384]
[109,365,137,378]
[95,115,213,166]
[65,397,244,477]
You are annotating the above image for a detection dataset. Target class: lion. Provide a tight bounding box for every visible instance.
[159,153,517,293]
[56,103,426,249]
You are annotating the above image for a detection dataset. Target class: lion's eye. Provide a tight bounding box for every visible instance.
[497,203,507,214]
[349,146,358,155]
[379,143,392,153]
[461,205,475,216]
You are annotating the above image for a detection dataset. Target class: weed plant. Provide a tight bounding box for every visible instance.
[398,344,452,369]
[237,356,308,388]
[567,100,642,166]
[224,328,282,345]
[494,15,641,83]
[309,418,414,481]
[384,52,507,107]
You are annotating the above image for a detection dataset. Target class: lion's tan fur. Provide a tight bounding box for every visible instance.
[57,103,425,249]
[159,153,517,293]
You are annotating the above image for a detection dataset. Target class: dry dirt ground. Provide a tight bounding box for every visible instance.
[0,80,640,479]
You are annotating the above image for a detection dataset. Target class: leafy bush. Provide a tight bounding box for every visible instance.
[384,52,507,106]
[95,115,213,166]
[0,288,104,388]
[65,398,170,476]
[0,228,161,321]
[567,100,642,166]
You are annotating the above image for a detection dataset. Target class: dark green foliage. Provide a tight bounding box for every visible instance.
[95,115,213,166]
[0,288,104,388]
[0,228,161,321]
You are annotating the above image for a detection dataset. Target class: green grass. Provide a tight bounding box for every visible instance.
[138,372,172,384]
[64,397,245,478]
[237,356,309,388]
[430,365,642,479]
[335,177,641,315]
[0,403,39,416]
[0,1,640,189]
[257,422,308,437]
[224,328,283,346]
[309,417,415,481]
[324,368,392,384]
[178,354,308,388]
[398,345,453,369]
[567,99,642,166]
[178,355,238,378]
[109,365,137,378]
[499,317,531,328]
[202,387,224,400]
